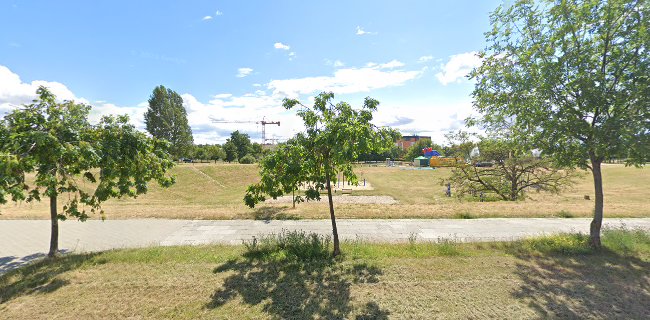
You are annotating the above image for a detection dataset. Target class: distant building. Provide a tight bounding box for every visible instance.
[396,135,431,150]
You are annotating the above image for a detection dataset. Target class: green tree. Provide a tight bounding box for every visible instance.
[206,145,225,162]
[245,92,399,256]
[443,130,478,160]
[445,138,576,201]
[245,136,307,209]
[223,141,238,162]
[228,130,252,160]
[404,139,444,161]
[248,142,264,160]
[0,87,175,257]
[470,0,649,247]
[144,85,194,159]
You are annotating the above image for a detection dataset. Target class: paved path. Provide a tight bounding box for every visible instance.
[1,218,649,273]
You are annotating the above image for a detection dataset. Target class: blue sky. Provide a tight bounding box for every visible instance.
[0,0,503,144]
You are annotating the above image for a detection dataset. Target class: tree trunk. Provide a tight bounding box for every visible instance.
[48,195,59,258]
[325,170,340,256]
[590,159,604,248]
[292,189,296,209]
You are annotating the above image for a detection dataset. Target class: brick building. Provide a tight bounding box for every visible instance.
[396,135,431,150]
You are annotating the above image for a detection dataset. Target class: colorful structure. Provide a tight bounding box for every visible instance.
[421,147,463,167]
[422,147,441,157]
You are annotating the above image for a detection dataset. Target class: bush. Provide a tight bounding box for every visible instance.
[510,233,592,255]
[238,154,256,164]
[244,230,331,261]
[602,227,650,256]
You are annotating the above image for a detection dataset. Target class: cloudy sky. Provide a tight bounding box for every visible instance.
[0,0,502,144]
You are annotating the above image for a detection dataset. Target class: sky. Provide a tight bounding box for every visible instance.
[0,0,504,144]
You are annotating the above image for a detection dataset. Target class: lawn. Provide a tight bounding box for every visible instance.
[1,229,648,319]
[1,163,648,220]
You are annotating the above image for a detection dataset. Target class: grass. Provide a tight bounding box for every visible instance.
[1,229,648,319]
[1,163,649,220]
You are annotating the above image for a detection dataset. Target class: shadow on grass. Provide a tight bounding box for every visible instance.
[253,206,301,222]
[511,249,650,318]
[207,255,385,318]
[0,252,99,304]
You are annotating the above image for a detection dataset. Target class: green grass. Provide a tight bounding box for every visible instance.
[1,229,648,319]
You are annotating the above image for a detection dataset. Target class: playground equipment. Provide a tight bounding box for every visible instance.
[419,147,463,167]
[429,157,463,167]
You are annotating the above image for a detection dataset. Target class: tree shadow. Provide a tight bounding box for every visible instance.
[207,255,386,319]
[0,252,99,304]
[253,206,301,222]
[511,249,650,318]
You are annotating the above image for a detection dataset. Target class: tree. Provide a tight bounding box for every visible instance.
[248,142,265,160]
[229,130,252,160]
[244,92,399,256]
[443,130,478,160]
[144,85,194,159]
[245,136,307,209]
[470,0,649,247]
[223,141,238,162]
[0,87,175,257]
[404,139,444,161]
[206,145,226,162]
[445,138,576,201]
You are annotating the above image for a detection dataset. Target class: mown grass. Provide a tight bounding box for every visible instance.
[1,229,648,319]
[1,163,649,220]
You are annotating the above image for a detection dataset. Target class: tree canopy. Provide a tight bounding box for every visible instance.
[445,137,577,201]
[245,92,399,256]
[470,0,649,247]
[1,87,175,257]
[245,136,307,209]
[144,85,194,159]
[404,138,443,161]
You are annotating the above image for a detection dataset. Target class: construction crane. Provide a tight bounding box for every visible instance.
[209,116,280,144]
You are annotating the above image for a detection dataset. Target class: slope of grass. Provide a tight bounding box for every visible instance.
[1,163,648,220]
[1,229,648,319]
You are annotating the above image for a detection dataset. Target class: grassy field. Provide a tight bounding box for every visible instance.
[1,163,648,220]
[1,229,648,319]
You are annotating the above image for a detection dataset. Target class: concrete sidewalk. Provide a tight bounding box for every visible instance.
[2,218,649,273]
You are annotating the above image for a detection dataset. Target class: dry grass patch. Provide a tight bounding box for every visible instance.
[1,230,648,319]
[1,163,648,220]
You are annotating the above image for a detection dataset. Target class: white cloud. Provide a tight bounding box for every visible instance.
[288,52,296,60]
[418,55,433,63]
[435,52,482,85]
[0,65,146,127]
[236,67,253,78]
[0,65,83,115]
[202,15,212,20]
[378,60,405,69]
[215,10,223,16]
[181,91,302,144]
[273,42,290,50]
[268,61,423,97]
[356,26,376,36]
[333,60,344,67]
[0,63,478,145]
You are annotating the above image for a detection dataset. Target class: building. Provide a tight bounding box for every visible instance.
[396,135,431,150]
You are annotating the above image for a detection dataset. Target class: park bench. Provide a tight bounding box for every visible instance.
[341,188,353,195]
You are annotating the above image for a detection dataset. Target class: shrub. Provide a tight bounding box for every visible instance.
[244,230,331,261]
[238,154,256,164]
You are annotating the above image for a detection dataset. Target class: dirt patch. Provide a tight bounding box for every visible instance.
[265,195,398,205]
